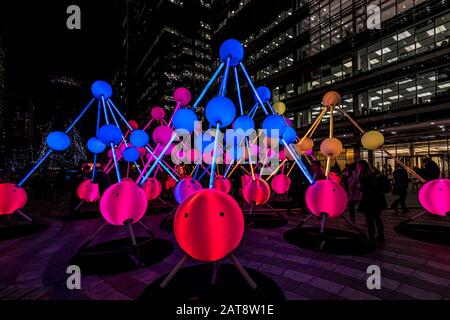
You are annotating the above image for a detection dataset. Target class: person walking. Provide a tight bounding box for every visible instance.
[422,158,440,181]
[346,163,361,222]
[391,164,410,213]
[357,160,387,244]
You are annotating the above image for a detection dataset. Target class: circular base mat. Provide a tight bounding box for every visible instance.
[159,216,174,232]
[284,227,376,255]
[245,213,288,229]
[71,237,173,275]
[139,263,285,302]
[395,223,450,246]
[59,211,101,221]
[0,223,49,241]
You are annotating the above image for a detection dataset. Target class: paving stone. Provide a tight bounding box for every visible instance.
[396,284,443,300]
[339,287,380,300]
[283,269,314,283]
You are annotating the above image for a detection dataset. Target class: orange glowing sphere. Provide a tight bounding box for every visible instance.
[322,91,341,107]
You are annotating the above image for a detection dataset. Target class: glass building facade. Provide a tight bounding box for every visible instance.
[212,0,450,176]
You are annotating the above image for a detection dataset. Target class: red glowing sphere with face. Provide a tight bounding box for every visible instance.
[76,180,100,202]
[271,174,291,195]
[174,189,244,261]
[141,177,163,201]
[128,120,139,130]
[305,180,348,218]
[419,179,450,216]
[173,177,203,204]
[213,175,232,193]
[242,177,271,205]
[0,183,27,215]
[165,176,177,190]
[99,181,148,225]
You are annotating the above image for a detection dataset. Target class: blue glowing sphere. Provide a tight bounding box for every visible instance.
[254,86,271,103]
[91,80,113,99]
[262,115,287,138]
[123,147,140,162]
[205,96,236,127]
[233,115,255,133]
[87,137,106,154]
[47,131,71,151]
[172,108,198,133]
[98,124,122,145]
[282,127,297,144]
[130,129,149,147]
[219,39,244,67]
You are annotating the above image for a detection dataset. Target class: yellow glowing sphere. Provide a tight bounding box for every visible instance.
[322,91,341,107]
[273,101,286,115]
[299,137,314,151]
[361,130,384,150]
[320,137,343,157]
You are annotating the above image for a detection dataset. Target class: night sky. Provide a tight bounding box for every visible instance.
[0,0,122,97]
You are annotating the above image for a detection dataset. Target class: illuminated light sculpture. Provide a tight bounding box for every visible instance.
[298,137,314,151]
[361,130,385,150]
[273,101,286,115]
[270,174,291,195]
[173,177,203,204]
[0,183,28,217]
[305,180,348,219]
[320,137,343,158]
[242,177,271,206]
[76,180,100,203]
[174,189,244,261]
[154,39,282,295]
[151,106,166,121]
[100,181,148,226]
[418,179,450,217]
[141,178,163,201]
[213,175,232,194]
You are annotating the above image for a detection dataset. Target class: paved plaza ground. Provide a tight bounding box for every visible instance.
[1,189,450,300]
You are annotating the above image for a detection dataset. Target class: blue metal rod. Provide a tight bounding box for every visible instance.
[219,57,231,96]
[110,143,122,182]
[101,96,110,124]
[223,160,234,178]
[108,97,179,182]
[139,135,176,186]
[192,163,201,180]
[107,98,134,131]
[197,164,211,181]
[192,62,225,110]
[234,67,244,115]
[249,103,259,119]
[239,62,269,115]
[209,123,221,188]
[17,150,53,187]
[91,100,103,181]
[65,98,96,133]
[282,140,314,185]
[266,101,275,114]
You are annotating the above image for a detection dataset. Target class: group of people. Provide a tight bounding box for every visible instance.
[289,157,442,245]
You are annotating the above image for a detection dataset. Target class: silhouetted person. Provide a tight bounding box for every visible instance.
[92,164,111,195]
[423,158,440,181]
[311,160,326,180]
[391,164,409,213]
[331,161,341,174]
[357,160,387,243]
[346,163,361,222]
[287,163,307,215]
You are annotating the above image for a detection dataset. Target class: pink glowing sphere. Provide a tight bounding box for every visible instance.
[419,179,450,216]
[241,174,252,188]
[174,189,244,262]
[76,180,100,202]
[305,180,348,218]
[279,149,286,160]
[141,177,163,201]
[174,177,203,204]
[99,181,148,225]
[151,106,165,121]
[213,175,232,193]
[242,177,271,205]
[271,174,291,195]
[174,87,192,106]
[107,148,123,160]
[137,147,147,157]
[0,183,27,215]
[152,125,173,145]
[304,148,313,156]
